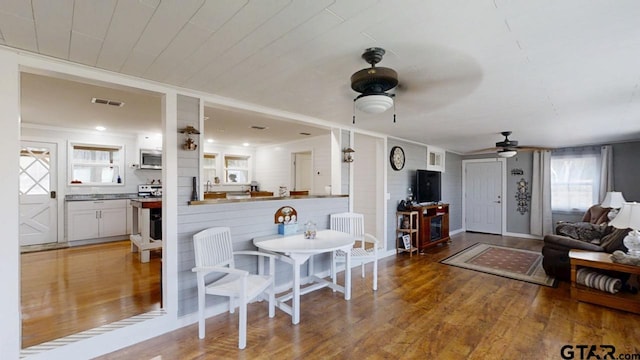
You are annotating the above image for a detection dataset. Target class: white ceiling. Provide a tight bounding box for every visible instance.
[5,0,640,153]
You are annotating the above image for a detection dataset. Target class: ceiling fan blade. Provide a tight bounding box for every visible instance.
[515,146,551,151]
[468,147,499,153]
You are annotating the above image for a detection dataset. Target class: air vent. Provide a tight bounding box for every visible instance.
[300,132,312,136]
[251,125,268,130]
[91,98,125,107]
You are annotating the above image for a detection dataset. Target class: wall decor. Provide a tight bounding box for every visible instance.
[511,168,524,176]
[389,146,405,171]
[515,178,531,215]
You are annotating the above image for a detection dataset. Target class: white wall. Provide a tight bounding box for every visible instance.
[255,134,331,195]
[0,48,21,360]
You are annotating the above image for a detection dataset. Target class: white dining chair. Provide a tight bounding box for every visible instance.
[330,212,381,291]
[192,227,276,349]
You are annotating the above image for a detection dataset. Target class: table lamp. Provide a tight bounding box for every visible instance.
[601,191,626,220]
[609,202,640,258]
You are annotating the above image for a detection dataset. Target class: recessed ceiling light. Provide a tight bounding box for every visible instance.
[95,126,106,131]
[243,142,250,147]
[207,139,214,143]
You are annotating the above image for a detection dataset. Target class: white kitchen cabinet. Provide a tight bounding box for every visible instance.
[67,200,127,241]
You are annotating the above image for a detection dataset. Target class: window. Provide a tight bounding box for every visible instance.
[550,153,600,212]
[69,143,123,185]
[224,155,249,184]
[202,153,217,187]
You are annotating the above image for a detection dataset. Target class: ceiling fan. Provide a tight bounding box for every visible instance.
[350,47,398,123]
[474,131,547,158]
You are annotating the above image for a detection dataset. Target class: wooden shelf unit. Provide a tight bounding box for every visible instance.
[569,250,640,314]
[396,211,419,256]
[411,203,450,251]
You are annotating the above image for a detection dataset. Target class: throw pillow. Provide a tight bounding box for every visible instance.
[600,228,630,253]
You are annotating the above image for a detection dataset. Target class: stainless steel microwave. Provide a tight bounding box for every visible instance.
[140,149,162,169]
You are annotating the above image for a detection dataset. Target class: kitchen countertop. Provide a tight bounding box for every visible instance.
[189,194,348,205]
[131,198,162,209]
[65,193,139,201]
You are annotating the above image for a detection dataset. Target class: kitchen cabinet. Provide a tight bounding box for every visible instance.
[67,200,127,241]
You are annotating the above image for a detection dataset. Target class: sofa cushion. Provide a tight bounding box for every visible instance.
[581,204,610,225]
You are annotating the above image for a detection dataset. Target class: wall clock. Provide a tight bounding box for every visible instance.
[390,146,405,171]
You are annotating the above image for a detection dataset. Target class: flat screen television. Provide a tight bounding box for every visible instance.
[415,170,441,204]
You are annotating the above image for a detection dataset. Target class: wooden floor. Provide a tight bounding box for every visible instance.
[95,232,640,359]
[21,240,161,348]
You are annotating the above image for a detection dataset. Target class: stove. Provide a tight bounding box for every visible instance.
[138,184,162,198]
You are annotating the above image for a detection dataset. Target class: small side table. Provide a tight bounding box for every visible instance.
[569,250,640,314]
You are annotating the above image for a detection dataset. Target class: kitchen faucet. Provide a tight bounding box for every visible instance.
[206,180,211,193]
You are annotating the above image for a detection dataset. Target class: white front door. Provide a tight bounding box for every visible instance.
[465,160,503,234]
[19,141,58,246]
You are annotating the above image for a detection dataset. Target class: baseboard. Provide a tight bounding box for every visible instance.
[503,232,543,240]
[450,228,464,236]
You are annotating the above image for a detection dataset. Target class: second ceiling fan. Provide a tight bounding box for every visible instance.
[475,131,547,157]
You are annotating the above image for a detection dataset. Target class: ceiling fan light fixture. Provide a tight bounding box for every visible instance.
[354,94,394,114]
[497,149,517,158]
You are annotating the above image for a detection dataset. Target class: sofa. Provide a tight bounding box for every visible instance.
[542,226,629,281]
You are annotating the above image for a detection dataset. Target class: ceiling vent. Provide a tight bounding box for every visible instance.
[91,97,125,107]
[250,125,268,130]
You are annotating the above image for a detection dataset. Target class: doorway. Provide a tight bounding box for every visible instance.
[463,159,506,234]
[292,151,312,191]
[19,141,58,246]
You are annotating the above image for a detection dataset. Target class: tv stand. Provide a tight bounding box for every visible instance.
[411,203,450,251]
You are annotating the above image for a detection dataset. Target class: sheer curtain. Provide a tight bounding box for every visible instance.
[530,150,552,236]
[599,145,613,202]
[550,146,601,212]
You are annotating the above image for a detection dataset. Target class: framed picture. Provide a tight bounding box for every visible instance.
[402,234,412,250]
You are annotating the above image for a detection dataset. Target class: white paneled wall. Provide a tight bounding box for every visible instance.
[255,134,332,195]
[353,133,383,239]
[177,196,348,316]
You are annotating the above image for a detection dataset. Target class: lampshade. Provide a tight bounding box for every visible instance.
[601,191,626,209]
[354,94,394,114]
[609,202,640,230]
[497,149,517,158]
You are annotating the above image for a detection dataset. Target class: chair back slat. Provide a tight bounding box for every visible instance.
[193,227,235,268]
[330,212,365,240]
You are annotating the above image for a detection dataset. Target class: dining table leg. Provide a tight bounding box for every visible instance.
[292,259,301,324]
[287,253,313,325]
[345,250,351,300]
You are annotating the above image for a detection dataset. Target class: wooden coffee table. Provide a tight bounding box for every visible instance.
[569,250,640,314]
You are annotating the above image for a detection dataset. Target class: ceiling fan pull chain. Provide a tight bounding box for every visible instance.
[393,101,396,123]
[352,100,356,124]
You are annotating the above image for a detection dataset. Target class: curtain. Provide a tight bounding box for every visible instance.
[599,145,613,202]
[530,150,553,236]
[550,146,601,212]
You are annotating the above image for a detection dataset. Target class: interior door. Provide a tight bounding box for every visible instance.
[293,152,312,191]
[465,161,503,234]
[19,141,58,246]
